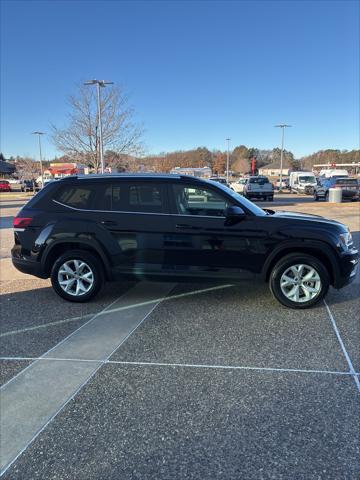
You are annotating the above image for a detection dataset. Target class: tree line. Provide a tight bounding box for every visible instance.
[3,83,359,177]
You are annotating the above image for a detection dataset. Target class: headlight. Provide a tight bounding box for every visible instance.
[339,231,353,250]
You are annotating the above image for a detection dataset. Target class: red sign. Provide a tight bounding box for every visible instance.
[251,158,256,175]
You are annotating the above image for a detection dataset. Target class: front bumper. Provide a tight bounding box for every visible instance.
[335,249,359,288]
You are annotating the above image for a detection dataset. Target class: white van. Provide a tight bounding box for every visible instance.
[289,171,317,193]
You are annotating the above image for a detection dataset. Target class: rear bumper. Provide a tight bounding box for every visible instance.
[12,257,48,279]
[246,192,273,198]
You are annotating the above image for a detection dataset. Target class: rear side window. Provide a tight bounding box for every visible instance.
[55,183,111,210]
[56,186,96,209]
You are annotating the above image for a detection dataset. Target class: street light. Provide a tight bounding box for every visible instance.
[32,131,45,187]
[226,138,231,183]
[274,124,292,192]
[84,79,114,174]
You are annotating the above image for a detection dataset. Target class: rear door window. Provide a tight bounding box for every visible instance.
[111,182,166,213]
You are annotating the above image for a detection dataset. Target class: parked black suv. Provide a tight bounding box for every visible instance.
[12,174,358,308]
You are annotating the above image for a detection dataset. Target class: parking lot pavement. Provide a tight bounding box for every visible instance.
[2,364,359,480]
[0,360,31,387]
[0,278,135,358]
[1,194,359,478]
[111,282,349,372]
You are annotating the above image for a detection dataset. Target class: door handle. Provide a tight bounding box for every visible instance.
[101,220,117,226]
[175,224,201,230]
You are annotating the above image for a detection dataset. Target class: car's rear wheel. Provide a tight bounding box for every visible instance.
[51,250,104,302]
[269,254,329,309]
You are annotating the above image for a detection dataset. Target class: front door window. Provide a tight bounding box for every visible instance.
[172,184,230,217]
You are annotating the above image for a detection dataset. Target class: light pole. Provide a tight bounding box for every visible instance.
[226,138,231,183]
[274,124,291,192]
[32,131,45,187]
[84,79,114,173]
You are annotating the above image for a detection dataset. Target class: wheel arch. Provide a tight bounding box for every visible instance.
[263,243,339,286]
[41,239,112,280]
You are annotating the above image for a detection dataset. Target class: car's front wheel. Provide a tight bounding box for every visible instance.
[51,250,104,302]
[269,254,329,309]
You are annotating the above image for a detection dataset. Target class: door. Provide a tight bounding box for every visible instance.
[92,181,172,278]
[165,182,265,280]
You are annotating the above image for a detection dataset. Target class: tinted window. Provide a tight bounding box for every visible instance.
[172,184,230,216]
[112,182,165,213]
[335,178,358,186]
[55,183,111,210]
[249,177,269,184]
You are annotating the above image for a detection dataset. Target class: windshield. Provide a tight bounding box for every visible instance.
[299,176,316,183]
[210,182,267,216]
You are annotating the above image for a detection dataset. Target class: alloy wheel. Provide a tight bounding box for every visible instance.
[280,264,322,303]
[57,259,94,296]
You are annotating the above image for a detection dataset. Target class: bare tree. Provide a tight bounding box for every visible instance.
[51,84,144,171]
[15,157,41,188]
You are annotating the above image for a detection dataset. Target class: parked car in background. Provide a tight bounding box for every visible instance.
[20,180,40,192]
[12,174,358,309]
[289,171,317,193]
[243,176,274,201]
[0,180,11,192]
[275,178,289,191]
[209,176,230,187]
[314,177,359,202]
[231,177,248,194]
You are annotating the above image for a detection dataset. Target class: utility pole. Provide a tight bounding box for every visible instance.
[32,131,45,187]
[274,124,291,192]
[226,138,231,183]
[84,80,114,173]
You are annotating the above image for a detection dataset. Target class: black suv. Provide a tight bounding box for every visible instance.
[12,174,358,308]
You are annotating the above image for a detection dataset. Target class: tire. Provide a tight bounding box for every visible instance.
[269,253,330,309]
[314,193,319,201]
[51,249,104,302]
[325,191,329,202]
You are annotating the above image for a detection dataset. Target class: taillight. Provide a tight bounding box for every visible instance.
[13,217,33,228]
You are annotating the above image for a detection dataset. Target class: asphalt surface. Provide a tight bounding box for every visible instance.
[0,193,359,479]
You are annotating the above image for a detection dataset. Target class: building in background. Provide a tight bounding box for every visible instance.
[46,162,87,178]
[258,163,290,177]
[312,162,360,176]
[169,166,212,178]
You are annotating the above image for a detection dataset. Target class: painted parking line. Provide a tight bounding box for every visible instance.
[0,281,175,475]
[323,299,360,392]
[1,356,357,377]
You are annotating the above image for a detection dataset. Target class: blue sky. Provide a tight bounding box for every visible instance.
[1,0,359,159]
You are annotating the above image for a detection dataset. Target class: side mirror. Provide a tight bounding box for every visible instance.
[224,205,246,225]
